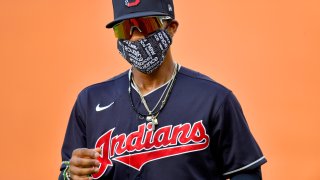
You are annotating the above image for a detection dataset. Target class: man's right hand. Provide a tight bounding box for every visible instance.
[69,148,101,180]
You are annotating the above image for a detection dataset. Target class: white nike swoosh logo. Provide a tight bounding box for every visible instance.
[96,102,114,112]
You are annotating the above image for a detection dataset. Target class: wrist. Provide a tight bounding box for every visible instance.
[62,161,71,180]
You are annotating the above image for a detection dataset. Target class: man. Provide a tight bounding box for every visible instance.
[59,0,267,179]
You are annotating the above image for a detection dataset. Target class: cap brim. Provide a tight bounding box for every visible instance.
[106,11,169,28]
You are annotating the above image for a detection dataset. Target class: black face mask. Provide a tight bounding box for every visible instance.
[117,29,172,74]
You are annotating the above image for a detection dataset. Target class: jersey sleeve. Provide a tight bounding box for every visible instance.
[212,92,267,177]
[59,92,88,175]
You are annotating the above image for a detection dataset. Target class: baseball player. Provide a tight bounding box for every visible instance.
[59,0,267,179]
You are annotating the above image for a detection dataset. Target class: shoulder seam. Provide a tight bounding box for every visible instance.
[81,71,128,91]
[178,70,218,85]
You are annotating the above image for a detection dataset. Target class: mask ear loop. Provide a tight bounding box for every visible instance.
[163,20,173,39]
[159,17,173,37]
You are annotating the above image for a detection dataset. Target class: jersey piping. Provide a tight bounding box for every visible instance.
[223,156,266,175]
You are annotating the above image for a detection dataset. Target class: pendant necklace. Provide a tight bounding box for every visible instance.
[128,63,179,131]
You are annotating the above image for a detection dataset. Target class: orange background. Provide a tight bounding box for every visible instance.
[1,0,319,179]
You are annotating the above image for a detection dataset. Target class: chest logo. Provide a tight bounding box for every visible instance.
[92,120,210,179]
[96,102,114,112]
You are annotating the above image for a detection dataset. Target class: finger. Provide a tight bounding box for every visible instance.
[70,174,93,180]
[93,148,102,154]
[72,148,100,159]
[70,157,100,168]
[93,148,102,157]
[70,165,99,176]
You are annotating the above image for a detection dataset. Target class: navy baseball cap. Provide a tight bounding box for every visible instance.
[106,0,175,28]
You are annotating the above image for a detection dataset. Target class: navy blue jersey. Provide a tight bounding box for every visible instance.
[60,66,266,180]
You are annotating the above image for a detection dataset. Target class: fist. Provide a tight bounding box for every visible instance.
[69,148,101,180]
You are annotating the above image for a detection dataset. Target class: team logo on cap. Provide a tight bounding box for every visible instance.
[125,0,140,7]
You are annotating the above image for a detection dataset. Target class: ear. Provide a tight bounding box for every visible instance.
[166,20,179,37]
